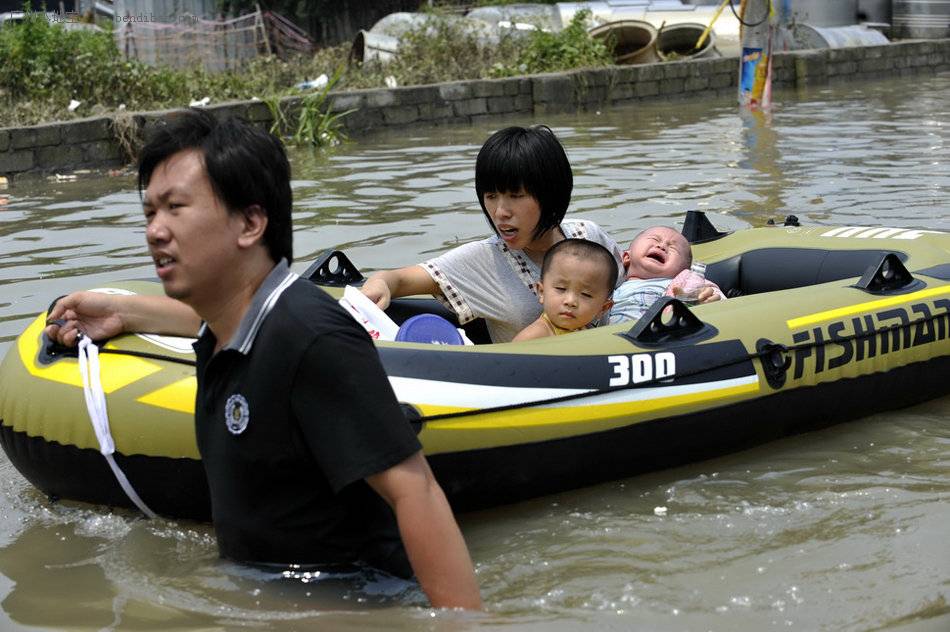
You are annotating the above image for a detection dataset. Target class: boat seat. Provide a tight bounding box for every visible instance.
[705,248,908,297]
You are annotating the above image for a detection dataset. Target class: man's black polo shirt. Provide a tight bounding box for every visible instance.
[192,260,421,576]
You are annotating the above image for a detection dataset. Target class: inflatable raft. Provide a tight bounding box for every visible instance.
[2,213,949,520]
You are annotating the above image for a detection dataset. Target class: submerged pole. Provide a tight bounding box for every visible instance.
[737,0,774,108]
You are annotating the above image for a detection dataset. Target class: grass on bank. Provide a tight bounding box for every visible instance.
[0,9,612,145]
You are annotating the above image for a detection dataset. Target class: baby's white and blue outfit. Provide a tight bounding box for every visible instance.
[607,278,673,325]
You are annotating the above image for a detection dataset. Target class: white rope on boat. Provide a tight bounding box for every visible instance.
[77,336,157,519]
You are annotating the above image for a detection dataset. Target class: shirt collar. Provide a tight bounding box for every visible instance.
[198,259,298,355]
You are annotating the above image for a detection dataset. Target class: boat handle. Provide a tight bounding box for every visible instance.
[621,296,708,345]
[681,210,729,244]
[41,295,81,362]
[852,253,921,295]
[302,250,364,286]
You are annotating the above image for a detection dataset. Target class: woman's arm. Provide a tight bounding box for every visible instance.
[45,292,202,346]
[361,265,440,310]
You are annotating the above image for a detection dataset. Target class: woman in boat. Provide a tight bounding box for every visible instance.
[46,126,624,345]
[361,125,624,343]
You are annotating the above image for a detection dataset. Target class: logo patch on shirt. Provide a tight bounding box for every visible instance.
[224,393,250,435]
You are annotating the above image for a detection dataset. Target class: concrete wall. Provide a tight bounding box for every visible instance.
[2,38,948,179]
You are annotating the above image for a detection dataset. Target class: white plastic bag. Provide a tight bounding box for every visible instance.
[338,285,475,345]
[338,285,400,341]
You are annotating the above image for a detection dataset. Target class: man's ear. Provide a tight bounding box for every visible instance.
[237,204,268,248]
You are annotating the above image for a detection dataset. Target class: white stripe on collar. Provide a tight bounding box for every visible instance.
[236,269,298,354]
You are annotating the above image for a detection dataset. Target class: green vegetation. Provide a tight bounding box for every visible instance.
[265,68,354,147]
[491,9,614,76]
[0,11,323,128]
[0,8,612,140]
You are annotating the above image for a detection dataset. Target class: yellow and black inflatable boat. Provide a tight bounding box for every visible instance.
[2,213,949,520]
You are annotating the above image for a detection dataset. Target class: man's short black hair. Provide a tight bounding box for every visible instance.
[541,238,618,295]
[137,108,293,263]
[475,125,573,242]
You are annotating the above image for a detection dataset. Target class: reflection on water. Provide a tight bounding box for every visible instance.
[738,109,786,215]
[0,75,947,629]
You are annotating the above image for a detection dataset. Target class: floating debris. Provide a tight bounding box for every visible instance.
[295,74,328,91]
[654,506,668,516]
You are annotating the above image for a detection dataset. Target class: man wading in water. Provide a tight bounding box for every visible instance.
[46,109,481,610]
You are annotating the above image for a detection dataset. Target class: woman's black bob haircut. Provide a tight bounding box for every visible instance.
[137,108,293,263]
[475,125,573,242]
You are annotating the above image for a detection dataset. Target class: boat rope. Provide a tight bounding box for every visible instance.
[79,310,945,425]
[77,336,158,519]
[83,347,197,367]
[412,310,948,423]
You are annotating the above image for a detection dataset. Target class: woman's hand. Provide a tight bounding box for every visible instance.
[361,267,440,310]
[361,275,394,310]
[45,291,126,346]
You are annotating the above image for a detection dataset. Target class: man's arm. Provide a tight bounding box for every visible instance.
[366,452,482,610]
[45,291,202,345]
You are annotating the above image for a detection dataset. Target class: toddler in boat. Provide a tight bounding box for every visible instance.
[513,239,618,341]
[608,226,725,324]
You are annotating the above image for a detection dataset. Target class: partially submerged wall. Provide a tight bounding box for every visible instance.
[1,38,948,179]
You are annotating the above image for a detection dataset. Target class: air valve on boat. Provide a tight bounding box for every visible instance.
[766,215,801,227]
[756,338,791,389]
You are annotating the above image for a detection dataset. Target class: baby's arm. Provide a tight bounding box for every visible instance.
[513,317,552,342]
[668,285,724,304]
[667,270,726,304]
[697,285,724,303]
